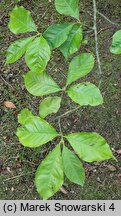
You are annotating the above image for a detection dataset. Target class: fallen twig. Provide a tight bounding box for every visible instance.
[97,10,120,26]
[0,75,14,89]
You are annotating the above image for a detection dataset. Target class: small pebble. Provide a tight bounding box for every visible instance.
[11,187,14,192]
[70,191,75,194]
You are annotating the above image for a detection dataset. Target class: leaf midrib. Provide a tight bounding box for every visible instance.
[11,14,37,32]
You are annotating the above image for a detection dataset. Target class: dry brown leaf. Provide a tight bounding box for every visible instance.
[3,101,16,108]
[117,173,121,177]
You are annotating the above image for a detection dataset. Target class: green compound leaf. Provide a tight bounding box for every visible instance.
[18,108,34,124]
[24,71,61,96]
[39,96,61,118]
[25,36,51,73]
[110,30,121,54]
[65,132,115,162]
[55,0,79,20]
[59,25,83,59]
[6,36,35,64]
[35,144,64,199]
[67,82,103,106]
[8,6,37,34]
[67,53,94,85]
[62,146,85,186]
[43,23,74,49]
[16,115,59,148]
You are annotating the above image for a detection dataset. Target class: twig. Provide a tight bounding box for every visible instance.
[0,75,14,89]
[58,118,65,146]
[58,118,63,135]
[3,172,32,182]
[97,10,120,26]
[54,106,81,121]
[41,6,50,18]
[93,0,102,77]
[49,64,56,73]
[90,26,112,37]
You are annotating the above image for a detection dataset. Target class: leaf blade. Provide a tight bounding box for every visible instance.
[65,132,114,162]
[25,36,51,73]
[62,146,85,186]
[18,108,34,124]
[39,96,61,118]
[43,23,74,49]
[59,25,83,59]
[8,6,37,34]
[55,0,79,20]
[110,30,121,54]
[67,82,103,106]
[67,53,94,85]
[24,70,61,96]
[16,114,59,148]
[35,144,64,199]
[6,36,35,64]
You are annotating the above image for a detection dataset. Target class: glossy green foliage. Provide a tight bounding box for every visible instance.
[8,6,37,34]
[62,146,85,186]
[59,24,82,59]
[43,23,74,49]
[55,0,80,20]
[65,132,114,162]
[39,96,61,118]
[7,4,115,200]
[67,82,103,106]
[16,110,59,148]
[35,144,63,199]
[18,108,34,124]
[24,71,61,96]
[25,36,51,73]
[67,53,94,85]
[110,30,121,54]
[6,36,35,64]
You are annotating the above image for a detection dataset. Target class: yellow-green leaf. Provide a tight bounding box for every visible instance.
[55,0,79,20]
[16,115,59,148]
[24,71,61,96]
[59,25,82,59]
[6,36,35,64]
[8,6,37,34]
[18,108,34,124]
[65,132,115,162]
[43,23,74,49]
[67,82,103,106]
[35,144,64,199]
[39,96,61,118]
[110,30,121,54]
[62,146,85,186]
[25,36,51,73]
[67,53,94,85]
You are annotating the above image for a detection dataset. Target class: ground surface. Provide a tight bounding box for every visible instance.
[0,0,121,200]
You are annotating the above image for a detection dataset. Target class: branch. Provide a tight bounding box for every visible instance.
[93,0,102,76]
